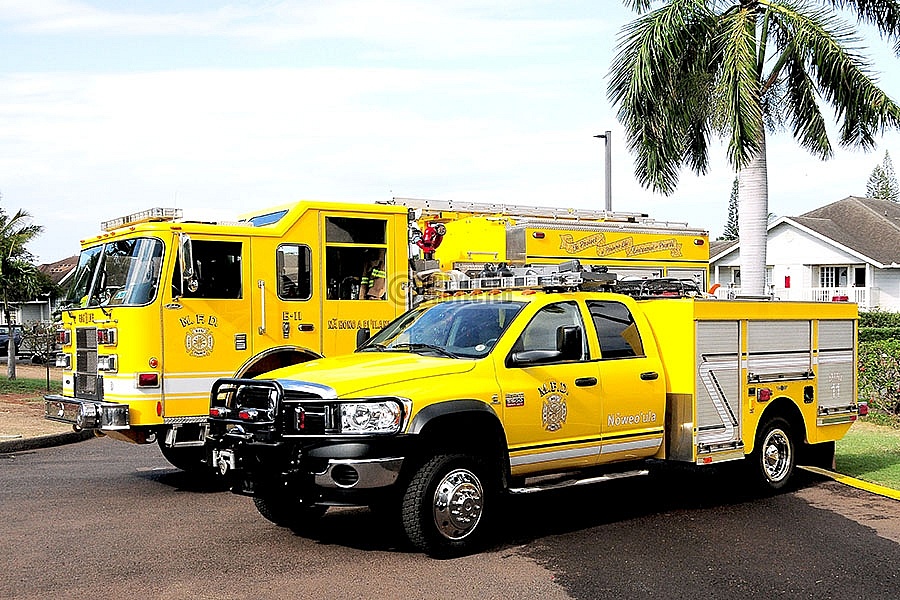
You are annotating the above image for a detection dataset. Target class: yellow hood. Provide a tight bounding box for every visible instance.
[260,352,478,397]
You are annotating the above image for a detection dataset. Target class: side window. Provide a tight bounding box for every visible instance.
[587,300,644,359]
[510,302,587,362]
[324,217,388,300]
[174,240,243,299]
[277,244,311,300]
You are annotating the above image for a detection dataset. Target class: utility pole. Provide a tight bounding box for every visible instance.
[594,131,612,211]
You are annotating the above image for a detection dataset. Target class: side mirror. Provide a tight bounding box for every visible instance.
[356,328,371,348]
[557,325,583,360]
[178,233,198,295]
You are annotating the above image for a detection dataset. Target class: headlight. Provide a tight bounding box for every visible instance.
[339,401,403,434]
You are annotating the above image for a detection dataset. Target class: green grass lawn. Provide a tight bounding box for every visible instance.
[835,420,900,492]
[0,376,61,395]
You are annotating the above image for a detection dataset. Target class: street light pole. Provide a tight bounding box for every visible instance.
[594,131,612,212]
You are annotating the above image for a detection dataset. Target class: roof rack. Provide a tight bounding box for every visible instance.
[101,207,182,232]
[433,260,617,293]
[432,261,706,299]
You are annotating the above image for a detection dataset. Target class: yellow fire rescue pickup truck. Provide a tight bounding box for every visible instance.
[205,264,859,556]
[45,199,708,473]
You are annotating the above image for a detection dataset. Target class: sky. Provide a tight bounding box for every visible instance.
[3,0,900,264]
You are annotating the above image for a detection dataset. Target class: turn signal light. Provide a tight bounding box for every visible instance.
[210,407,230,418]
[238,409,258,421]
[97,328,118,345]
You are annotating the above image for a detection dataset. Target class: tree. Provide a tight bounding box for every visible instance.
[0,196,44,379]
[866,150,900,201]
[720,177,740,240]
[608,0,900,295]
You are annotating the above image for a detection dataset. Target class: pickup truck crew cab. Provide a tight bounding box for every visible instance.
[206,268,859,555]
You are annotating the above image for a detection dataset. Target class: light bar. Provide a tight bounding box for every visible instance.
[101,207,182,232]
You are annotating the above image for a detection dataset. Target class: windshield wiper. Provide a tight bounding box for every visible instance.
[357,342,387,352]
[389,343,458,358]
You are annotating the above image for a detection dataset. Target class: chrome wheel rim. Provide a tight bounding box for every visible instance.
[762,428,792,483]
[432,468,484,540]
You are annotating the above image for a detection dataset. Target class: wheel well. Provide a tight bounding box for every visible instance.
[411,407,510,485]
[236,347,320,379]
[757,396,805,447]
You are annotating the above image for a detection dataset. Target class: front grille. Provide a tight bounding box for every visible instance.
[75,327,101,401]
[209,379,338,436]
[285,403,331,435]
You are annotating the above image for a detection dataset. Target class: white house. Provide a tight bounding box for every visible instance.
[0,255,79,327]
[710,196,900,311]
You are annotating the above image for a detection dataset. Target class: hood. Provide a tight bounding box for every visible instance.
[261,351,478,397]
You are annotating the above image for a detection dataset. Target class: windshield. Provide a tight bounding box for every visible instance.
[64,237,165,308]
[359,300,525,358]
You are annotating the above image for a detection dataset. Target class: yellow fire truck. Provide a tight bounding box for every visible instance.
[45,199,709,472]
[205,265,859,556]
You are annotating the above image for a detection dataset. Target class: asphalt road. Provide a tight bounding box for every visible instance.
[2,438,899,600]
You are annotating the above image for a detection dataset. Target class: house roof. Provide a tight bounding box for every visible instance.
[710,196,900,267]
[39,255,78,285]
[710,239,738,261]
[792,196,900,266]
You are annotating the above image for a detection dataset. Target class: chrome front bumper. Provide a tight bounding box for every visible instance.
[44,394,130,430]
[313,457,404,489]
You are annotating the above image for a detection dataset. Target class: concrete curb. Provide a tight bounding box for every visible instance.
[0,430,94,453]
[800,465,900,501]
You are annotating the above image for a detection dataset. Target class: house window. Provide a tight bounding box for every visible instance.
[820,266,848,288]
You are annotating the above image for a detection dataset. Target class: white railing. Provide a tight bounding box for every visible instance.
[712,286,875,310]
[800,287,874,310]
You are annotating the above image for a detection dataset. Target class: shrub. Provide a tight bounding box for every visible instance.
[858,340,900,415]
[859,310,900,328]
[858,327,900,342]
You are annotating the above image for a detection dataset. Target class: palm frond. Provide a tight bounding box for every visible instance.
[714,4,765,168]
[607,0,718,193]
[827,0,900,46]
[769,1,900,149]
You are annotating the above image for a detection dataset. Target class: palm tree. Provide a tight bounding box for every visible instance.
[608,0,900,294]
[0,199,44,379]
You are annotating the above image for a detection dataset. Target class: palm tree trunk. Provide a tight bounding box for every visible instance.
[738,131,769,296]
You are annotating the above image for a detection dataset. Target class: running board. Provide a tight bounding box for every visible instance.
[508,469,649,495]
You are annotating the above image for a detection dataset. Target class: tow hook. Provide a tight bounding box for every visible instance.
[213,449,236,476]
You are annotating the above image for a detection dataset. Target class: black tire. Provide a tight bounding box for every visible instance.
[401,454,496,556]
[750,417,796,491]
[157,437,209,473]
[253,495,327,532]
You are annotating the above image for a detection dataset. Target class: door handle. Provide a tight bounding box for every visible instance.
[575,377,598,387]
[640,371,659,381]
[257,280,266,335]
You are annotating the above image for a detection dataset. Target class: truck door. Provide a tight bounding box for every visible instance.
[587,300,666,461]
[252,242,321,360]
[161,237,252,419]
[321,214,398,356]
[499,301,603,476]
